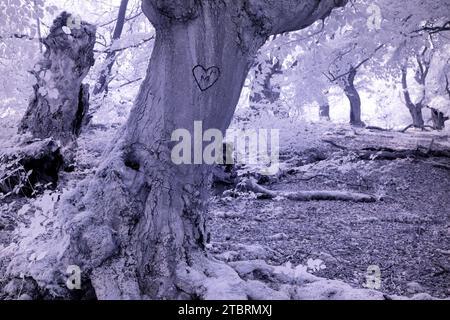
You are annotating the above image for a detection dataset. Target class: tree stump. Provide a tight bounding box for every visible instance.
[430,107,449,130]
[18,12,96,145]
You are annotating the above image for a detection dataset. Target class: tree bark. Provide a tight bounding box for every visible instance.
[18,12,96,145]
[343,67,364,127]
[5,0,347,300]
[93,0,129,96]
[401,66,425,128]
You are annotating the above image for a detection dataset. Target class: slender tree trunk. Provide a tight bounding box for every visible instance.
[319,103,330,120]
[343,67,364,126]
[4,0,347,300]
[33,0,43,53]
[93,0,129,96]
[18,12,96,145]
[401,66,425,128]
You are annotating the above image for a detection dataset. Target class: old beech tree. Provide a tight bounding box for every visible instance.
[7,0,348,300]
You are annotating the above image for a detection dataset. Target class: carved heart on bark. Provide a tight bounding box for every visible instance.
[192,65,221,91]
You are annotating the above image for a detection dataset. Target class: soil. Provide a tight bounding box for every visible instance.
[208,128,450,298]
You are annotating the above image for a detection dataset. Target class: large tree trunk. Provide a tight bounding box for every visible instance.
[93,0,129,96]
[343,67,364,127]
[71,1,265,299]
[4,0,347,300]
[18,12,96,145]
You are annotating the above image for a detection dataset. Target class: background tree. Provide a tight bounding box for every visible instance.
[93,0,130,96]
[261,0,450,127]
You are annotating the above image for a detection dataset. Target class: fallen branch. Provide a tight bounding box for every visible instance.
[359,147,450,161]
[242,178,376,202]
[366,126,391,132]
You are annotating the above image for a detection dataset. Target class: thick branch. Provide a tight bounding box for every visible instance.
[259,0,348,35]
[143,0,347,36]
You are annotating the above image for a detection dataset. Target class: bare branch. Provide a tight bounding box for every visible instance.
[326,44,384,82]
[94,36,155,54]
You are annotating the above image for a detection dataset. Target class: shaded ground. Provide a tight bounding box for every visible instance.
[208,127,450,298]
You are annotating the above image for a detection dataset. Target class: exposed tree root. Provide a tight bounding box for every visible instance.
[242,178,377,202]
[175,255,388,300]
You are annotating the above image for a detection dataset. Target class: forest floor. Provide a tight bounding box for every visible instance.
[1,118,449,299]
[209,125,450,299]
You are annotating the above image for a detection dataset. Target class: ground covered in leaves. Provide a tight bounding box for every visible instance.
[209,126,450,298]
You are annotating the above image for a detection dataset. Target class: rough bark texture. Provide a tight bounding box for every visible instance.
[93,0,129,96]
[18,12,96,145]
[4,0,347,300]
[343,67,364,127]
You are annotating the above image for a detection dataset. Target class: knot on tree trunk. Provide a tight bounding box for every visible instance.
[18,12,96,145]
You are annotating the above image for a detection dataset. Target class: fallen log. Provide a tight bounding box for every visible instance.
[242,178,377,203]
[359,146,450,161]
